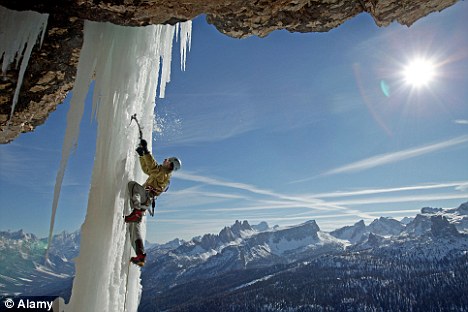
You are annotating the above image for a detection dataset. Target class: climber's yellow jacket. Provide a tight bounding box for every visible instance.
[139,153,171,197]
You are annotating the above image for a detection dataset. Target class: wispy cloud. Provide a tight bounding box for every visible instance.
[322,135,468,176]
[175,172,263,194]
[174,171,468,222]
[170,185,247,200]
[162,185,250,208]
[309,181,468,199]
[175,171,379,219]
[177,172,327,204]
[330,193,468,206]
[454,119,468,125]
[456,183,468,192]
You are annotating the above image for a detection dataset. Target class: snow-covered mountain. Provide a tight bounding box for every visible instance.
[329,203,468,244]
[330,216,405,244]
[139,202,468,311]
[0,230,80,296]
[141,219,347,295]
[368,216,405,236]
[330,219,367,243]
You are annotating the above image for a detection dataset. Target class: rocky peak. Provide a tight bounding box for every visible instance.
[252,221,270,232]
[400,217,414,225]
[231,220,253,236]
[50,230,80,244]
[199,233,219,250]
[368,217,405,236]
[456,201,468,215]
[219,220,253,243]
[331,219,366,244]
[403,213,463,238]
[351,232,384,252]
[193,220,254,250]
[0,229,37,241]
[404,214,433,237]
[430,215,461,238]
[304,220,321,232]
[218,227,235,244]
[421,206,444,214]
[272,220,321,243]
[367,233,382,246]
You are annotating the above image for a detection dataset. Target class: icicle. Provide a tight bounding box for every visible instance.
[46,21,100,260]
[158,25,175,99]
[157,21,192,97]
[180,21,192,71]
[0,6,48,121]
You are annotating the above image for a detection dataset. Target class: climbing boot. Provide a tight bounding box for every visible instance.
[130,253,146,267]
[124,209,143,223]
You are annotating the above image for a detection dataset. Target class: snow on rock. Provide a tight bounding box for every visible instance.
[265,221,321,255]
[409,202,468,234]
[41,20,192,312]
[400,216,414,225]
[403,214,433,237]
[330,220,367,244]
[430,215,462,238]
[0,230,38,241]
[367,217,405,237]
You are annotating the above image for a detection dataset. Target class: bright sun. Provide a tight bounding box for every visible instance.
[403,58,436,88]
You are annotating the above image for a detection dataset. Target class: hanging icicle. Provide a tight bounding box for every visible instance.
[0,6,49,122]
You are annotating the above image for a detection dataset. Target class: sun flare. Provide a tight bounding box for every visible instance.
[403,58,436,87]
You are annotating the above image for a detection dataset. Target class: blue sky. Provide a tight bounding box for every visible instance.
[1,2,467,243]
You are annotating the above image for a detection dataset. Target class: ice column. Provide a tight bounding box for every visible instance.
[48,20,191,312]
[0,6,48,121]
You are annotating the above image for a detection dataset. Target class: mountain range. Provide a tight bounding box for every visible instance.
[0,229,79,296]
[1,201,467,311]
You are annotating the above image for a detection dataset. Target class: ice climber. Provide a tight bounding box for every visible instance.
[124,139,181,266]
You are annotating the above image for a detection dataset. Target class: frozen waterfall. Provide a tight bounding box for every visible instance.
[58,21,191,312]
[1,5,191,311]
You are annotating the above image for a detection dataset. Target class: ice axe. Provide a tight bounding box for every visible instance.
[130,113,143,140]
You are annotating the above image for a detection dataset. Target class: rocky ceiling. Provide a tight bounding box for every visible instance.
[0,0,460,143]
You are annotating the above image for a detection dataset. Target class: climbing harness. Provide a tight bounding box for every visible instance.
[144,183,170,217]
